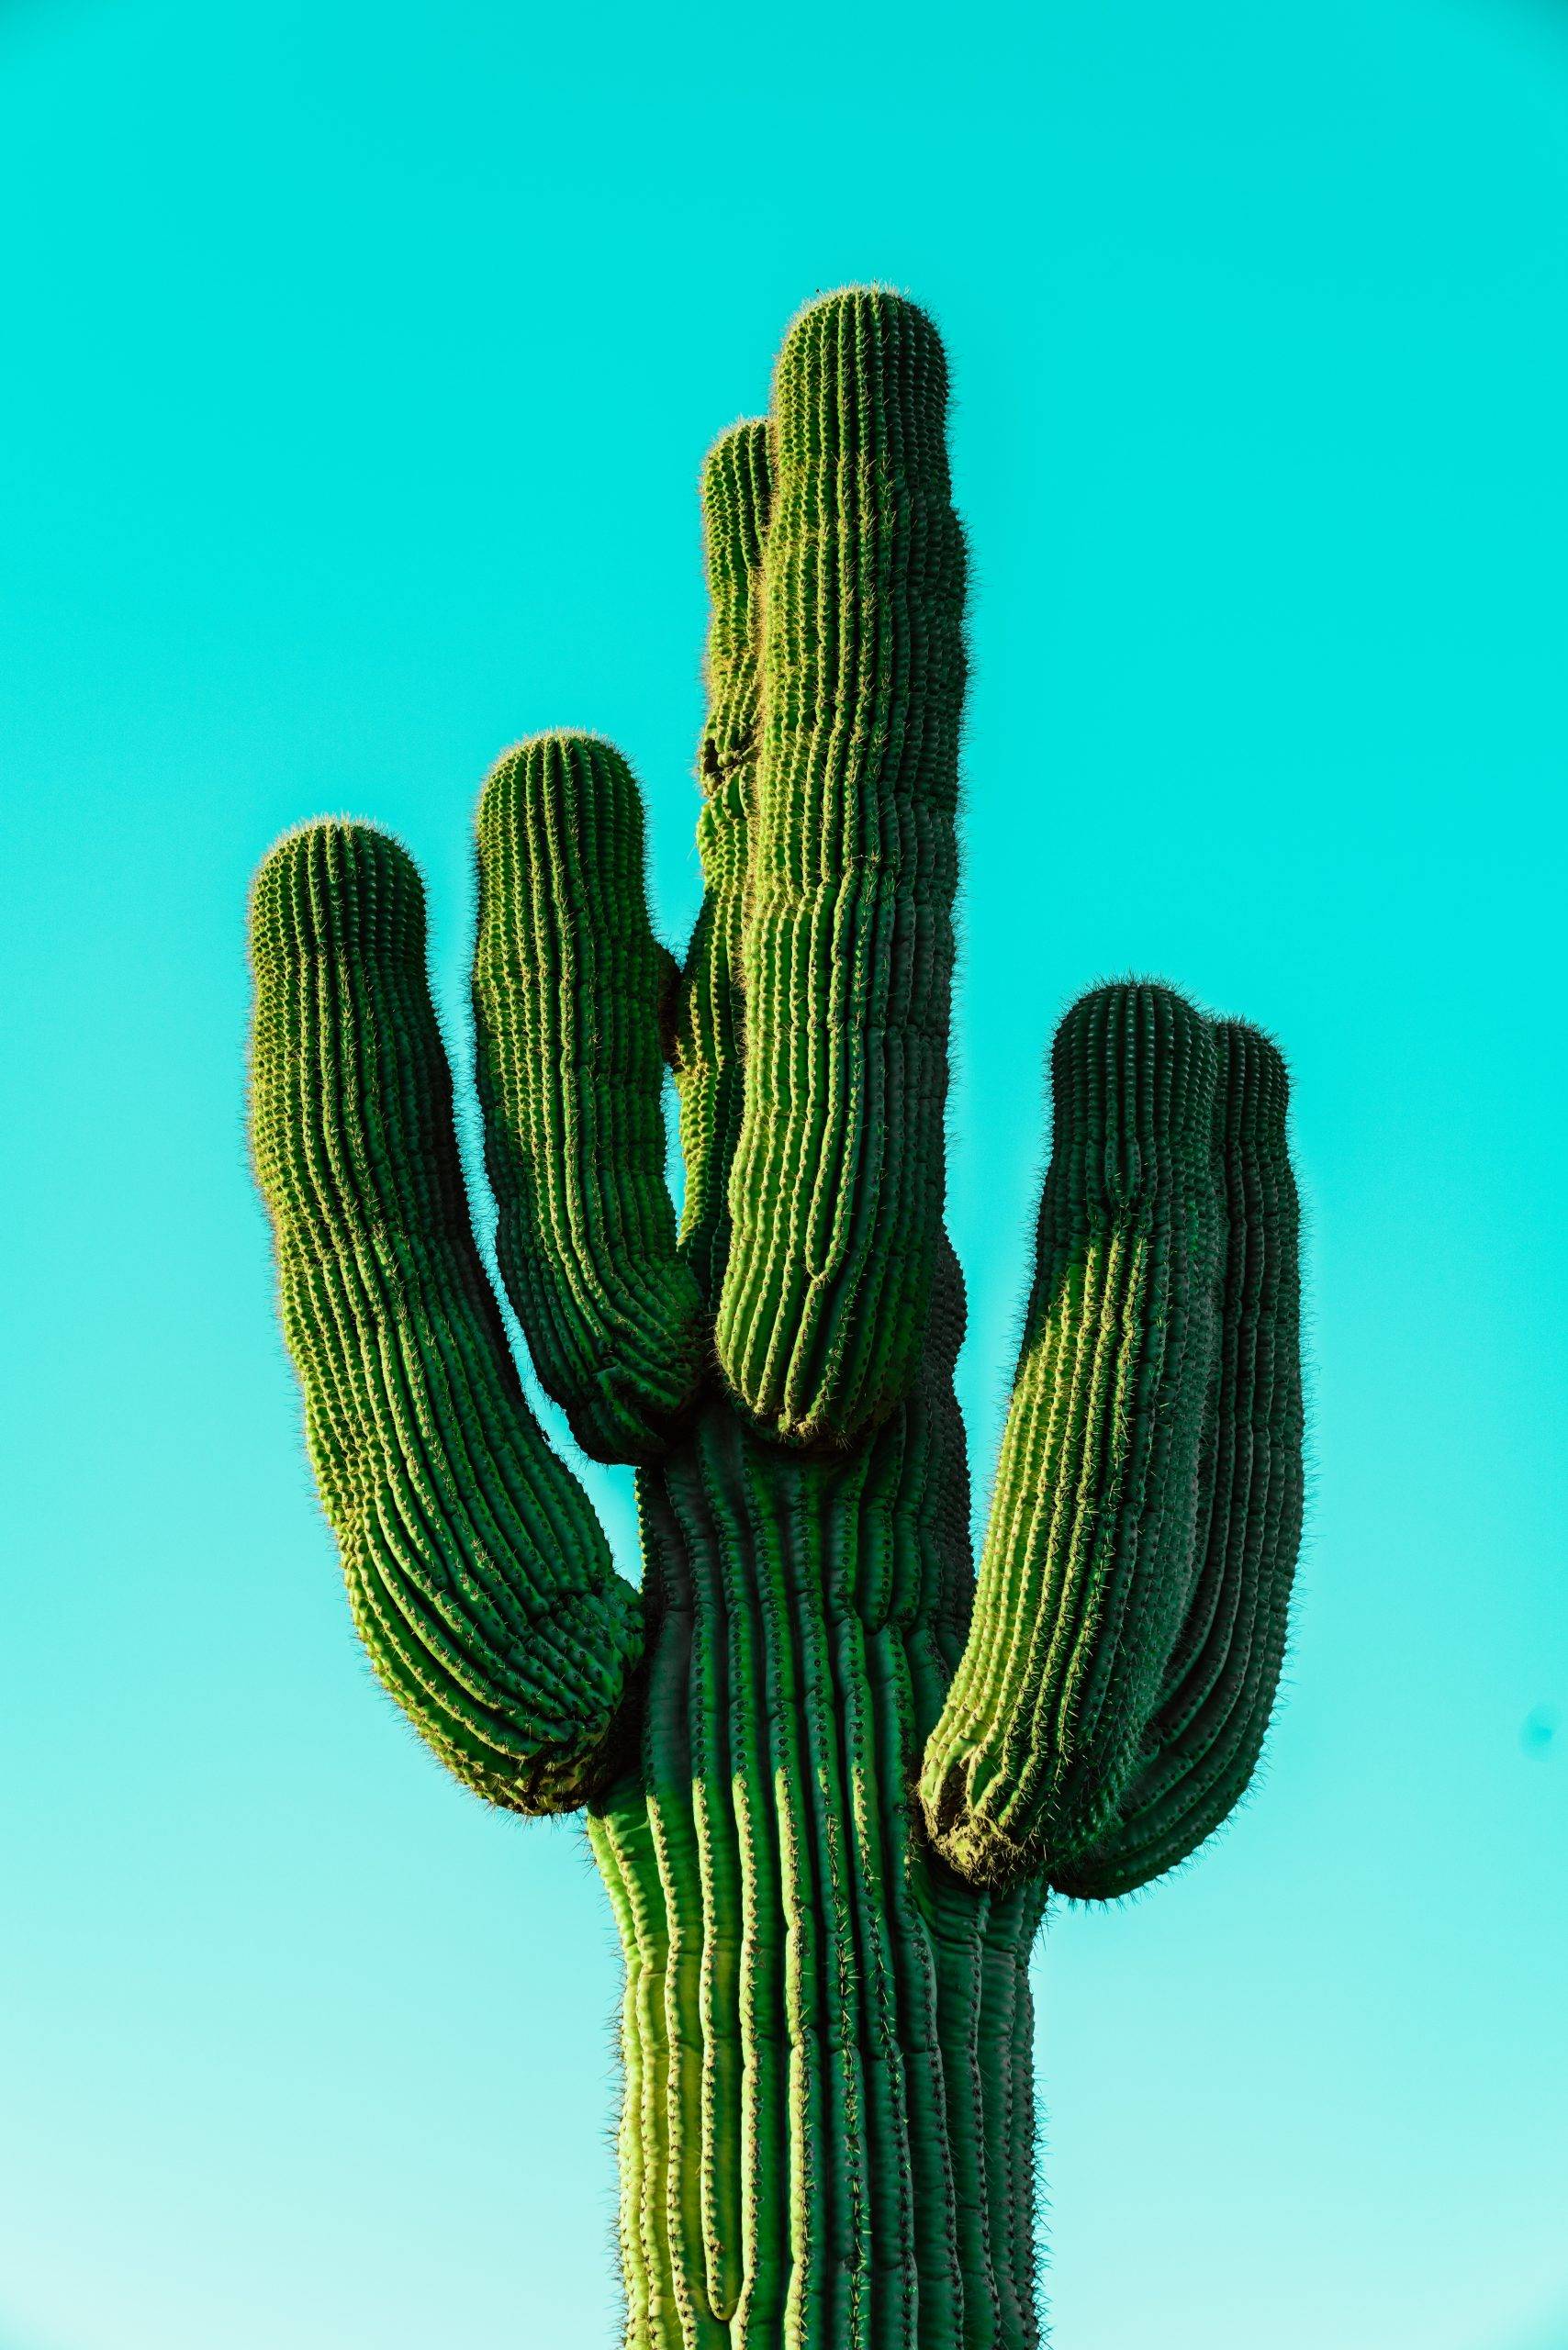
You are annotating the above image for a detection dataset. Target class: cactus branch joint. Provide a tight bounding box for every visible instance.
[249,286,1305,2346]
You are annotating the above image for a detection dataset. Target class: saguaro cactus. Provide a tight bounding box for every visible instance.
[250,288,1304,2345]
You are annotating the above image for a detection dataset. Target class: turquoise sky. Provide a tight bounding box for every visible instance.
[4,2,1565,2344]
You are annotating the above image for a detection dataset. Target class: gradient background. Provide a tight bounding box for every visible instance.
[4,2,1565,2344]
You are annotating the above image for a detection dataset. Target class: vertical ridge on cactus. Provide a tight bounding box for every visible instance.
[249,286,1306,2344]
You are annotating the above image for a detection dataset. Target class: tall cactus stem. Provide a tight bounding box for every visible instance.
[716,290,966,1449]
[588,1396,1046,2350]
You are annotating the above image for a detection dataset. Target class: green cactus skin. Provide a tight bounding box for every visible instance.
[249,287,1305,2344]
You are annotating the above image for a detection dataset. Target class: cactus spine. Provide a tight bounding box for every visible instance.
[250,287,1305,2344]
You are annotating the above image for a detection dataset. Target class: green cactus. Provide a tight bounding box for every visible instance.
[250,286,1305,2346]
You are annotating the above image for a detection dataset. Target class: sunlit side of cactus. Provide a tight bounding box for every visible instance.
[250,287,1305,2347]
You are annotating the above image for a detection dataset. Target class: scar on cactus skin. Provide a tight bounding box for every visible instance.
[249,286,1305,2346]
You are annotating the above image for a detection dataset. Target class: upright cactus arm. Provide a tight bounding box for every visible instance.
[921,983,1303,1897]
[670,419,772,1301]
[249,821,642,1815]
[715,290,966,1449]
[921,983,1224,1886]
[1051,1021,1304,1899]
[474,733,704,1465]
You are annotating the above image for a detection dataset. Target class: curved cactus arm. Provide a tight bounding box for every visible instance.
[668,419,772,1302]
[919,982,1226,1888]
[715,288,967,1449]
[474,732,704,1465]
[1051,1021,1304,1899]
[249,821,643,1815]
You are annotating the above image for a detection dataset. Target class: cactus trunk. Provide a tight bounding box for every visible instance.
[591,1400,1045,2350]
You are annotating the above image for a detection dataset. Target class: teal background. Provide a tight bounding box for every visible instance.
[3,1,1565,2343]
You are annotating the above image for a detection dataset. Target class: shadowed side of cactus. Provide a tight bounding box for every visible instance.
[249,286,1306,2347]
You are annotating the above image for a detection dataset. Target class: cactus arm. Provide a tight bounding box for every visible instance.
[1051,1021,1305,1898]
[715,289,967,1448]
[669,420,773,1302]
[473,732,704,1466]
[919,982,1226,1888]
[249,819,642,1814]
